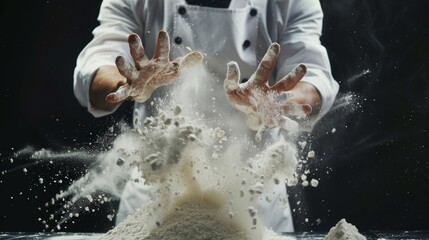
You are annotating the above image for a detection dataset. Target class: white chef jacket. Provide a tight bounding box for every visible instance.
[73,0,339,233]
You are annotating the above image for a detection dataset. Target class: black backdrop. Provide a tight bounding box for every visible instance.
[0,0,428,233]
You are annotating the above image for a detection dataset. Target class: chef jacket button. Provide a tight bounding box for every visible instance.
[174,37,182,44]
[243,40,251,49]
[241,78,249,83]
[250,8,257,16]
[178,6,187,15]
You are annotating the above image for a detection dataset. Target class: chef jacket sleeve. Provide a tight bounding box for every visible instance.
[73,0,144,117]
[276,0,339,131]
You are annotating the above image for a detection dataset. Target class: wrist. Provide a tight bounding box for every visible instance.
[89,66,127,111]
[292,82,322,116]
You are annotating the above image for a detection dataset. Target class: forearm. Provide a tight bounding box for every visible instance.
[89,65,127,112]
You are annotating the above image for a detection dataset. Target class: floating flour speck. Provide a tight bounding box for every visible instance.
[310,178,319,187]
[86,195,93,203]
[307,150,315,158]
[298,141,307,149]
[301,180,309,187]
[310,179,319,187]
[31,148,53,159]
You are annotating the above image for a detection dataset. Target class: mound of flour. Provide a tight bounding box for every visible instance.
[324,219,366,240]
[101,192,251,240]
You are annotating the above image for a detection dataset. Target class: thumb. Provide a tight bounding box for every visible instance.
[179,51,203,70]
[224,61,240,92]
[105,84,131,103]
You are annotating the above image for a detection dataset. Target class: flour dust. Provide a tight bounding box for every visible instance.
[48,65,301,239]
[1,65,329,238]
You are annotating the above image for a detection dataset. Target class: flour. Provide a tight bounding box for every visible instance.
[102,193,251,240]
[324,219,366,240]
[101,194,295,240]
[93,104,298,239]
[26,64,310,238]
[80,65,303,239]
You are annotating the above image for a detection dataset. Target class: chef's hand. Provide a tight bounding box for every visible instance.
[224,43,321,134]
[105,30,203,103]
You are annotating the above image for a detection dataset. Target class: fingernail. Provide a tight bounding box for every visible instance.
[295,64,307,74]
[270,43,280,54]
[191,51,203,63]
[105,93,116,103]
[158,30,168,40]
[115,56,124,65]
[227,63,238,78]
[129,34,140,44]
[227,61,238,70]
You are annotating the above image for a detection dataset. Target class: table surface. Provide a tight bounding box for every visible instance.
[0,230,428,239]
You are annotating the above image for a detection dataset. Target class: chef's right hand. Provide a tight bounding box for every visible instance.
[106,30,203,103]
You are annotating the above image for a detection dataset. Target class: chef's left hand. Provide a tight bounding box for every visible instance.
[224,43,321,132]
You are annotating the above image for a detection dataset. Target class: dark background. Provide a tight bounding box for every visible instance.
[0,0,428,234]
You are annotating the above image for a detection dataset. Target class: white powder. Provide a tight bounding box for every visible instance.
[324,219,366,240]
[31,148,53,159]
[310,179,319,187]
[91,66,298,240]
[46,65,302,239]
[101,193,251,240]
[94,107,298,239]
[307,150,315,158]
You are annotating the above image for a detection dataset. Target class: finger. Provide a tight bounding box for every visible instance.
[179,51,203,70]
[105,84,131,103]
[224,61,241,92]
[116,56,139,82]
[271,64,307,92]
[153,30,170,62]
[251,43,280,86]
[128,33,149,70]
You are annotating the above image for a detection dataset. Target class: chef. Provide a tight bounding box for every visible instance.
[73,0,339,233]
